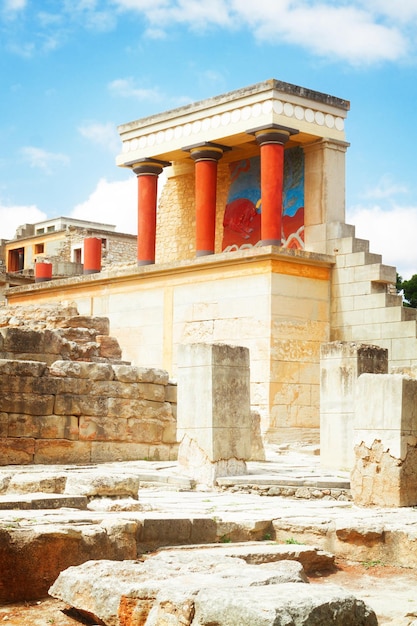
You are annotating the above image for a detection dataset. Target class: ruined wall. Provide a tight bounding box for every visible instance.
[0,359,177,465]
[0,303,177,465]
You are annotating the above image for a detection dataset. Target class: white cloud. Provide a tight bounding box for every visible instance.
[20,146,70,174]
[108,78,163,102]
[3,0,26,15]
[0,203,47,240]
[347,203,417,279]
[363,175,408,200]
[78,121,121,153]
[70,177,138,234]
[112,0,411,65]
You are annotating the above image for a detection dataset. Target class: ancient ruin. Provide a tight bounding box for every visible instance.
[2,79,417,624]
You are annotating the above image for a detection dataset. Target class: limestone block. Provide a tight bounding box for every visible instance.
[0,374,59,395]
[55,377,92,395]
[320,342,387,471]
[64,473,139,498]
[250,410,266,461]
[49,548,376,626]
[0,519,137,603]
[164,382,177,403]
[352,373,417,506]
[0,393,55,416]
[90,441,153,462]
[7,473,67,494]
[58,315,110,334]
[112,364,169,384]
[79,415,127,441]
[0,413,7,437]
[90,380,165,402]
[0,437,34,464]
[96,335,122,359]
[0,359,47,377]
[49,360,114,380]
[177,344,251,463]
[8,413,78,440]
[107,397,172,420]
[34,440,91,464]
[126,418,163,443]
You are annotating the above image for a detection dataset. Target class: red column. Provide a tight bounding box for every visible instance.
[35,262,52,282]
[250,125,298,247]
[83,237,102,274]
[132,159,169,266]
[185,143,230,257]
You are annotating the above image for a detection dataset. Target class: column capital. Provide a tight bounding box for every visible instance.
[126,157,171,176]
[247,123,299,146]
[183,141,231,162]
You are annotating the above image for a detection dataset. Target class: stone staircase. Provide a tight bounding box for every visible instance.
[327,222,417,369]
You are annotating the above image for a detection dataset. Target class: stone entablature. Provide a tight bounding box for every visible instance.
[117,79,349,169]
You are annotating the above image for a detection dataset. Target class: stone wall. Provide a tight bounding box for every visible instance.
[0,303,178,465]
[156,163,230,263]
[0,359,177,465]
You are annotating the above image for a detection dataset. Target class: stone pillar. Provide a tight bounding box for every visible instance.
[248,124,298,246]
[83,237,102,274]
[184,142,230,257]
[351,373,417,507]
[320,341,387,471]
[303,138,350,254]
[131,158,170,266]
[177,343,251,486]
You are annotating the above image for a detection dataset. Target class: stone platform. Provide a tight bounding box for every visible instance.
[1,444,417,606]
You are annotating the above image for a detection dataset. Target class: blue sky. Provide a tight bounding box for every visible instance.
[1,0,417,277]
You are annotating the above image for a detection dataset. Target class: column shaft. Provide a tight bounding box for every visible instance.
[260,142,285,245]
[137,173,158,265]
[195,158,218,256]
[131,158,169,266]
[248,125,298,248]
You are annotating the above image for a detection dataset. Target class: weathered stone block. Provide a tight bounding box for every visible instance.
[126,418,163,443]
[34,440,91,464]
[0,393,55,416]
[177,343,251,472]
[0,414,8,438]
[96,335,122,359]
[90,442,151,463]
[0,437,35,464]
[112,364,169,384]
[58,315,110,335]
[79,415,128,441]
[49,360,114,380]
[320,341,388,471]
[352,373,417,506]
[0,359,47,377]
[107,397,171,420]
[64,473,139,498]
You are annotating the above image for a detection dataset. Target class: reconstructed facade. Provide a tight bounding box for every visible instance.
[5,217,136,279]
[5,79,416,450]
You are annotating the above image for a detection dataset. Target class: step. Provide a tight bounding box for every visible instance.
[0,493,88,510]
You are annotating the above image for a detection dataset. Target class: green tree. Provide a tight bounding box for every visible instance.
[398,273,417,308]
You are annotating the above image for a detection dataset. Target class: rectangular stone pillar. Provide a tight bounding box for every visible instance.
[320,341,387,471]
[177,343,251,486]
[351,373,417,507]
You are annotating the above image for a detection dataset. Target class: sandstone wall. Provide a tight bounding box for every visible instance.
[0,359,178,465]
